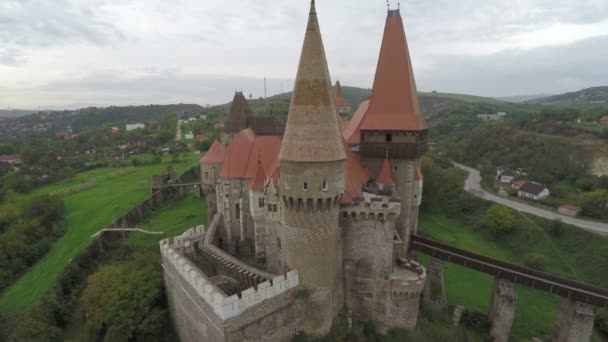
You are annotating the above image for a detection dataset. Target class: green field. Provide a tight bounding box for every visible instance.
[123,192,208,248]
[0,154,199,314]
[418,212,605,340]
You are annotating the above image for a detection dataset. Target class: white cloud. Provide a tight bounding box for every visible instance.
[1,0,608,108]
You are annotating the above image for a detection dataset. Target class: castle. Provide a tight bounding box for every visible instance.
[161,2,431,340]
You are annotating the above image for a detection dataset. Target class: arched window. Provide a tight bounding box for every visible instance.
[303,182,309,191]
[235,203,240,220]
[322,179,328,191]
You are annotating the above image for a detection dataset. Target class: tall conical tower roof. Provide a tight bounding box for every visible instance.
[224,91,251,133]
[279,0,345,162]
[360,8,427,132]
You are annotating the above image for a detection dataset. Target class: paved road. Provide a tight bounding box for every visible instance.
[453,162,608,236]
[175,119,183,141]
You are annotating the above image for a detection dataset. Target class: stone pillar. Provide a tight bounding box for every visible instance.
[551,299,595,342]
[488,279,517,342]
[423,258,447,312]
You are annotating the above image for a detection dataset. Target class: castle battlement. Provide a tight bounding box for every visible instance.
[160,235,299,321]
[340,195,401,221]
[389,260,426,297]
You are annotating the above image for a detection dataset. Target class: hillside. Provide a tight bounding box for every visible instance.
[266,86,536,117]
[495,94,552,103]
[527,86,608,108]
[0,109,43,118]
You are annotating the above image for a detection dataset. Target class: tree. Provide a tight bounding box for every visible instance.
[21,195,65,231]
[480,205,516,235]
[0,204,17,232]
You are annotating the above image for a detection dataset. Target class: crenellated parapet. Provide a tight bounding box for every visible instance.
[340,194,401,221]
[160,238,299,321]
[390,260,426,297]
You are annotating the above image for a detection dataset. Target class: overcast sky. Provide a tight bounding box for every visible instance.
[1,0,608,109]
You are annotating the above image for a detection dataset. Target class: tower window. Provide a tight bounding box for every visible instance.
[258,197,265,208]
[394,165,398,171]
[386,133,392,142]
[204,172,208,180]
[322,179,328,191]
[235,203,240,220]
[303,182,309,191]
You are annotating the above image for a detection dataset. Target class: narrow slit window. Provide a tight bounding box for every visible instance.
[322,179,328,191]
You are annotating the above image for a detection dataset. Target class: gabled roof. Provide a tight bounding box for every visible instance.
[249,159,266,191]
[376,158,395,185]
[219,129,281,179]
[343,100,370,145]
[278,1,345,163]
[200,139,225,164]
[519,182,548,196]
[224,91,252,133]
[359,9,427,132]
[332,81,351,107]
[248,116,284,136]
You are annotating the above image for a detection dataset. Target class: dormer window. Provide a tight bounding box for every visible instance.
[303,182,309,191]
[322,179,328,191]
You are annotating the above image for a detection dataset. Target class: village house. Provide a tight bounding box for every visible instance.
[600,117,608,126]
[558,204,582,217]
[518,182,550,200]
[0,155,21,164]
[126,123,145,131]
[477,112,507,121]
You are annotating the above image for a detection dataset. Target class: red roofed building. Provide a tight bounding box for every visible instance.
[0,155,21,164]
[191,3,428,337]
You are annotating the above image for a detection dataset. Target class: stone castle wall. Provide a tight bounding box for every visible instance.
[161,227,301,342]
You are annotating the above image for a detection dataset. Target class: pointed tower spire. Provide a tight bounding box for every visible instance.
[224,91,252,134]
[360,8,427,131]
[377,157,395,185]
[279,0,345,162]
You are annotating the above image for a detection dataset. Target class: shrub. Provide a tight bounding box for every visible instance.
[479,205,516,235]
[459,309,491,334]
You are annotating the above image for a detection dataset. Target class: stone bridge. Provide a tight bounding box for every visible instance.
[411,235,605,342]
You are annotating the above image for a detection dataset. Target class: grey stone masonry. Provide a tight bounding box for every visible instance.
[488,279,517,342]
[422,257,447,312]
[551,299,595,342]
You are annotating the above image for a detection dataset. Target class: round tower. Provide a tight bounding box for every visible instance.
[278,0,346,321]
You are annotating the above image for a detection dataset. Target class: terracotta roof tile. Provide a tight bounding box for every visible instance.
[343,100,370,144]
[376,158,395,185]
[360,10,427,132]
[219,129,281,180]
[200,139,225,164]
[342,140,370,203]
[249,159,266,191]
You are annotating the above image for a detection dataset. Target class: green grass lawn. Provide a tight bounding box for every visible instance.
[0,154,199,314]
[418,211,606,340]
[123,192,208,248]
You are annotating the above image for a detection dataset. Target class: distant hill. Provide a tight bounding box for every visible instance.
[0,109,43,118]
[496,94,553,103]
[268,87,534,116]
[527,86,608,108]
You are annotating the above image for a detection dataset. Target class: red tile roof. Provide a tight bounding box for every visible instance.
[200,139,225,164]
[376,158,395,185]
[343,100,370,144]
[278,2,345,163]
[342,140,370,204]
[359,10,427,132]
[219,129,281,180]
[249,159,266,191]
[0,155,19,162]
